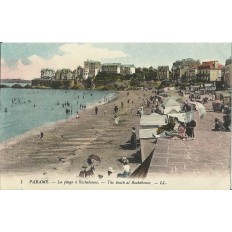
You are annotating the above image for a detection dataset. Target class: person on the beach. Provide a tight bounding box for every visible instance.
[156,121,187,140]
[223,109,231,131]
[175,122,187,140]
[117,158,131,178]
[186,122,192,139]
[114,105,118,114]
[156,117,176,135]
[189,120,196,139]
[121,102,123,108]
[137,108,141,117]
[140,106,144,115]
[95,106,98,115]
[39,132,43,140]
[108,167,114,176]
[214,118,225,131]
[130,127,137,149]
[114,114,119,125]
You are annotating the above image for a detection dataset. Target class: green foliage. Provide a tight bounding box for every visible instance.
[94,67,159,89]
[71,83,85,90]
[95,72,124,82]
[95,85,111,90]
[136,66,157,81]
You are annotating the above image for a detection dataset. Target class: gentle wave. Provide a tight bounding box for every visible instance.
[0,88,116,143]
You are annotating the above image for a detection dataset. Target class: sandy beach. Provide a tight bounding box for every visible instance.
[0,89,230,190]
[0,90,151,176]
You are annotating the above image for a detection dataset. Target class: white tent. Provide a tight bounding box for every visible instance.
[140,113,168,127]
[168,111,195,123]
[162,98,181,114]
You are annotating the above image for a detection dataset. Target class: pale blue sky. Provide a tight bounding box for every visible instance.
[2,43,231,67]
[92,43,231,67]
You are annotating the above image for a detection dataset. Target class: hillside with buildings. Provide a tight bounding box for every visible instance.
[31,56,232,91]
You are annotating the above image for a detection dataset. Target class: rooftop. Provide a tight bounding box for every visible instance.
[158,66,169,71]
[41,68,55,72]
[85,60,101,63]
[198,61,223,69]
[122,64,135,68]
[102,63,121,66]
[61,69,73,73]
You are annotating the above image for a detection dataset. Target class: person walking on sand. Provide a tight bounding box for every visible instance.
[137,107,141,117]
[95,106,98,115]
[39,132,44,140]
[114,105,118,114]
[189,120,196,139]
[130,127,137,149]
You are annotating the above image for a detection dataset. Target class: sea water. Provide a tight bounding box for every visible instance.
[0,87,115,143]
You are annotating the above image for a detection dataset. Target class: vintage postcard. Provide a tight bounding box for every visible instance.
[0,43,231,189]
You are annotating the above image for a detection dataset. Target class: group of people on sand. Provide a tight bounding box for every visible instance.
[214,116,231,132]
[79,155,131,179]
[212,103,231,132]
[152,118,197,141]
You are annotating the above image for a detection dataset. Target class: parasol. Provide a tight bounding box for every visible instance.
[195,102,206,119]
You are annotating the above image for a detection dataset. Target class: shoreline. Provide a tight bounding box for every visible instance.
[0,90,147,177]
[0,91,118,151]
[0,89,230,190]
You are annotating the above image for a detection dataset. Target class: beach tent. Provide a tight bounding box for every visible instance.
[140,113,168,128]
[162,97,181,114]
[167,111,195,123]
[167,109,179,114]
